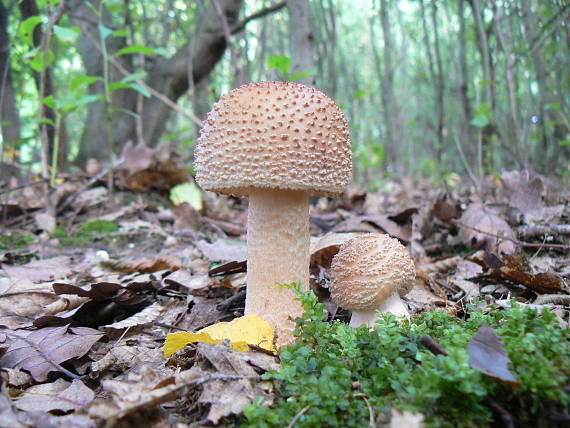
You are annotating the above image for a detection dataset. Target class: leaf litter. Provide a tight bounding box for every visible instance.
[0,167,569,426]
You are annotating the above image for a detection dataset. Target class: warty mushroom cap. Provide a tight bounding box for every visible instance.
[329,233,416,311]
[194,81,352,197]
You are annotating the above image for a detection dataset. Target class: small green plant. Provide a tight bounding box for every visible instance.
[79,219,119,234]
[242,285,569,427]
[0,233,34,251]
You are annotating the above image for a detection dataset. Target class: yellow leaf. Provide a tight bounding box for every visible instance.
[163,314,275,358]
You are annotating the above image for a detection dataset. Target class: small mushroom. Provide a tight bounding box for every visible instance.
[329,233,416,328]
[194,81,352,345]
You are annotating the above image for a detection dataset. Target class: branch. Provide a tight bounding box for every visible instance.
[231,1,286,34]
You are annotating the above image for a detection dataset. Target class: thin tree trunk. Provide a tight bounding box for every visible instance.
[457,0,473,164]
[287,0,315,86]
[19,0,67,170]
[378,0,401,171]
[430,0,445,163]
[0,1,20,147]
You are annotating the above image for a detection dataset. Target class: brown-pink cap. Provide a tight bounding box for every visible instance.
[194,81,352,197]
[329,234,416,311]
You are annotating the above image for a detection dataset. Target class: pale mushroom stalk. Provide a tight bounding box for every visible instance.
[349,290,410,328]
[246,189,310,339]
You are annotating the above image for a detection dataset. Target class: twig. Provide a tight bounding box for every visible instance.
[286,405,311,428]
[452,220,570,250]
[230,1,287,34]
[56,158,125,214]
[484,397,515,428]
[534,294,570,305]
[419,335,448,356]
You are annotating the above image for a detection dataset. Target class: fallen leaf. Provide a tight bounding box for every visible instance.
[0,325,104,381]
[458,202,516,254]
[91,345,163,374]
[170,181,203,210]
[195,239,247,262]
[103,302,162,330]
[163,314,275,357]
[467,323,519,386]
[195,342,278,423]
[2,256,74,282]
[471,252,566,294]
[14,378,94,413]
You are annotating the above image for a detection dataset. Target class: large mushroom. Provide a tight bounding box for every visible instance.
[329,233,416,328]
[194,81,352,345]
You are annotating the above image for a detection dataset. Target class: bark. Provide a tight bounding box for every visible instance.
[378,0,401,171]
[457,0,472,152]
[67,0,135,166]
[287,0,315,86]
[430,0,445,163]
[0,1,20,146]
[70,0,244,166]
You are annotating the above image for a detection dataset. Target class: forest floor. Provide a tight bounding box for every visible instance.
[0,156,569,427]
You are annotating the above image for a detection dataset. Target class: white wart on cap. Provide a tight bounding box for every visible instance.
[329,233,415,327]
[194,81,352,345]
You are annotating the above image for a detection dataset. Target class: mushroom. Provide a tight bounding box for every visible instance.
[329,233,416,328]
[194,81,352,345]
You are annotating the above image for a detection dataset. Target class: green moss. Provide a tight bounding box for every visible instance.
[0,233,34,250]
[79,219,119,234]
[242,286,569,428]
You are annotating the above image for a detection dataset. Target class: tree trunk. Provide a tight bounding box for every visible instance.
[0,1,20,147]
[287,0,315,86]
[70,0,244,166]
[457,0,473,164]
[378,0,401,171]
[430,0,445,163]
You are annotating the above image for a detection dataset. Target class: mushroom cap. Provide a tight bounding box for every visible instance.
[329,234,416,311]
[194,81,352,197]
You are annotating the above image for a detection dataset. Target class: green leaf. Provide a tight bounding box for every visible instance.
[42,95,56,109]
[19,16,43,46]
[70,75,101,91]
[267,54,292,74]
[129,82,151,97]
[470,114,489,128]
[170,182,203,210]
[121,71,148,83]
[53,25,80,43]
[289,67,317,81]
[98,23,113,40]
[353,89,366,100]
[28,50,55,72]
[112,28,128,37]
[108,82,132,92]
[114,44,155,56]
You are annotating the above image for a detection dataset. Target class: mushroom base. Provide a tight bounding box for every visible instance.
[245,188,310,345]
[349,291,410,328]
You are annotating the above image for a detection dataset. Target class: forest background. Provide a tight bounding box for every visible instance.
[0,0,569,186]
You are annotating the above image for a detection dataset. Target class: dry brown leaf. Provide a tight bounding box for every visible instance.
[13,378,95,413]
[458,202,516,254]
[0,387,26,428]
[2,256,74,283]
[192,342,279,424]
[163,269,210,290]
[471,252,566,294]
[91,346,163,374]
[103,302,162,330]
[0,325,104,381]
[468,324,519,386]
[195,239,247,262]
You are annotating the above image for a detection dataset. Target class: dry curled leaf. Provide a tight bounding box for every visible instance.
[458,202,516,254]
[0,325,104,381]
[467,323,519,386]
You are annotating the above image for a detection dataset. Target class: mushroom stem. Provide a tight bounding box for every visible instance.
[350,291,410,328]
[245,188,310,345]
